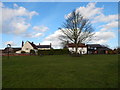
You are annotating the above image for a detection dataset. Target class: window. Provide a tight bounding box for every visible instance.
[26,48,29,50]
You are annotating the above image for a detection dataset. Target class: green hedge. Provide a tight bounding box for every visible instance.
[37,49,69,55]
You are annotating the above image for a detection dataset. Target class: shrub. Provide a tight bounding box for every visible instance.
[30,50,35,55]
[37,49,69,55]
[108,50,114,54]
[21,51,26,53]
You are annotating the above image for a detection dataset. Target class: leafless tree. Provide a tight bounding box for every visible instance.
[59,10,94,55]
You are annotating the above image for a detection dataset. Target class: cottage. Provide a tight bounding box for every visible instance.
[3,47,21,53]
[66,43,87,54]
[16,41,52,53]
[87,44,111,54]
[66,43,111,54]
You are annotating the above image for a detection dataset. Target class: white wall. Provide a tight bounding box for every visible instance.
[68,47,87,54]
[16,50,21,54]
[21,42,34,53]
[38,48,50,50]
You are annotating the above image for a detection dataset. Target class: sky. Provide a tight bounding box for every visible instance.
[0,2,118,49]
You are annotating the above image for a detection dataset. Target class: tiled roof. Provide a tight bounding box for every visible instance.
[28,41,38,49]
[36,45,51,48]
[97,47,111,51]
[67,43,87,47]
[28,41,51,49]
[87,44,102,47]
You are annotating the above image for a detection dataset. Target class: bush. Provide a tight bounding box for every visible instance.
[108,50,114,54]
[21,51,26,53]
[30,50,35,55]
[37,49,69,55]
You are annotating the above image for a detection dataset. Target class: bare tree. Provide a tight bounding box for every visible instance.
[59,10,94,55]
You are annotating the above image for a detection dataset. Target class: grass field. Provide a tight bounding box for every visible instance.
[2,55,118,88]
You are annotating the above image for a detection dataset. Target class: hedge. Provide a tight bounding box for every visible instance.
[37,49,69,55]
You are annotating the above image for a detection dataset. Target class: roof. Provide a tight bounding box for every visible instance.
[97,47,111,51]
[28,41,38,49]
[12,48,21,51]
[28,41,51,49]
[67,43,87,47]
[87,44,102,48]
[36,45,51,48]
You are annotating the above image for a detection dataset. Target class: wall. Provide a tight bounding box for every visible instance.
[68,47,87,54]
[38,48,51,50]
[22,42,34,53]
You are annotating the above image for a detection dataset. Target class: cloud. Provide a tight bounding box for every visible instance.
[4,41,16,46]
[63,2,117,47]
[24,25,49,38]
[100,21,118,31]
[91,31,115,44]
[24,32,43,38]
[13,3,18,8]
[2,5,38,22]
[93,14,118,23]
[41,29,116,48]
[33,33,43,38]
[65,3,103,19]
[41,30,63,48]
[65,3,117,24]
[0,2,4,8]
[33,25,49,32]
[1,2,38,35]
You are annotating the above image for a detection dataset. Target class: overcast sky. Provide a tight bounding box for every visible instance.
[0,2,118,49]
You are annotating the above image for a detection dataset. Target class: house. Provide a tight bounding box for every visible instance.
[66,43,87,54]
[2,47,21,53]
[16,41,52,53]
[87,44,111,54]
[66,43,111,54]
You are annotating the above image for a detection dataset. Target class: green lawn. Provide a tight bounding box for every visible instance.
[2,55,118,88]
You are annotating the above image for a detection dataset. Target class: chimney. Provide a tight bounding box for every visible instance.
[32,42,33,44]
[39,43,40,46]
[22,41,24,47]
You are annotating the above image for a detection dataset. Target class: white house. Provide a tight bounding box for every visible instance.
[66,43,87,54]
[16,41,52,53]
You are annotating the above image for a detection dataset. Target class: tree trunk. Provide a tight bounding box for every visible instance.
[75,44,78,56]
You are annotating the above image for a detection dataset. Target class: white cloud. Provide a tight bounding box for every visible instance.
[41,29,116,48]
[1,2,38,35]
[0,2,4,8]
[24,25,49,38]
[93,14,118,23]
[33,33,43,38]
[2,5,38,22]
[41,30,63,48]
[100,21,118,31]
[13,3,18,8]
[65,3,103,19]
[76,3,103,19]
[63,2,117,46]
[33,25,49,32]
[24,32,43,38]
[65,3,117,24]
[91,31,115,44]
[4,41,16,46]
